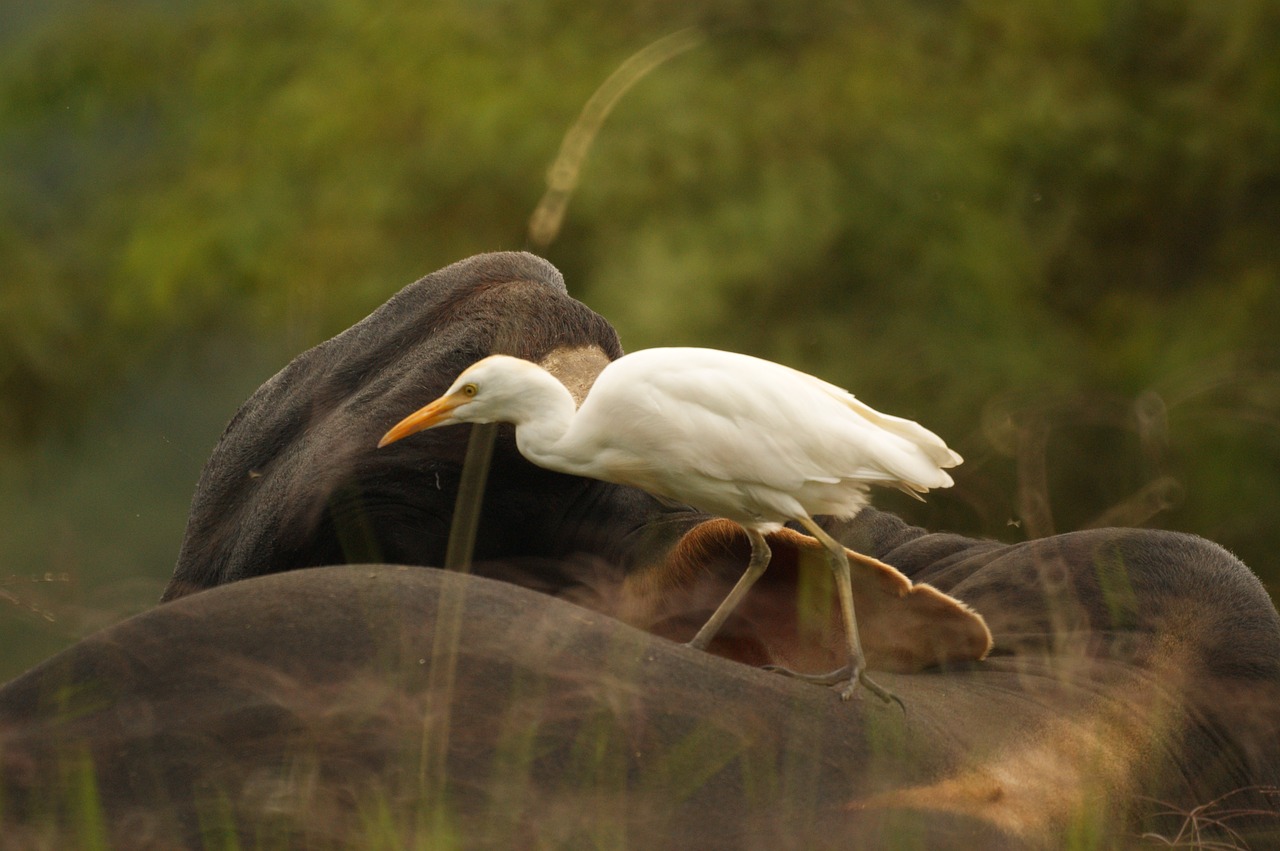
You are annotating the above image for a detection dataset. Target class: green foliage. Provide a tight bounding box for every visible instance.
[1,0,1278,613]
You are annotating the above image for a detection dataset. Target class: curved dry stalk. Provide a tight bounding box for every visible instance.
[527,27,703,250]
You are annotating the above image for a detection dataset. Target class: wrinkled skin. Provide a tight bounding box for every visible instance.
[2,253,1278,849]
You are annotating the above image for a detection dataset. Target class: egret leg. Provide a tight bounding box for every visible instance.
[687,528,771,651]
[795,517,903,709]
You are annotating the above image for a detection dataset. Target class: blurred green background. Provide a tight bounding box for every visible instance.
[2,0,1278,682]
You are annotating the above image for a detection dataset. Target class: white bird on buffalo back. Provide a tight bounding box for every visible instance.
[378,347,962,704]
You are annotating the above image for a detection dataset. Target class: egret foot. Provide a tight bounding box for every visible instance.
[761,663,850,685]
[764,663,904,710]
[847,671,905,713]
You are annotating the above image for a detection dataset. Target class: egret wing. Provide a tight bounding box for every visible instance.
[576,348,955,495]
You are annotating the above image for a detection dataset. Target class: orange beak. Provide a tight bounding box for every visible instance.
[377,392,467,448]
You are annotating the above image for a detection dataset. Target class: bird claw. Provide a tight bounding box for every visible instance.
[853,671,906,714]
[764,664,905,712]
[762,663,852,685]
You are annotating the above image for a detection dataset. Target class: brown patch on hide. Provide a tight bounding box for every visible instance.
[538,346,612,406]
[842,658,1180,844]
[845,711,1134,841]
[842,600,1224,844]
[614,519,993,674]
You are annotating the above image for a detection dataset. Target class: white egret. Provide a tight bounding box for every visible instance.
[378,347,962,702]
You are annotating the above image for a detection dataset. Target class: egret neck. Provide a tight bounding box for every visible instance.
[498,366,594,477]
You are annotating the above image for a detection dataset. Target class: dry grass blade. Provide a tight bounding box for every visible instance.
[1137,787,1280,850]
[527,27,703,249]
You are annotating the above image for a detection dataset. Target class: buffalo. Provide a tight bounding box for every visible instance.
[2,252,1278,849]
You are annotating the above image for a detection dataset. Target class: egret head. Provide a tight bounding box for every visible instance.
[377,355,547,448]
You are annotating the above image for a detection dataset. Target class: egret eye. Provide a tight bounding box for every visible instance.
[462,383,477,397]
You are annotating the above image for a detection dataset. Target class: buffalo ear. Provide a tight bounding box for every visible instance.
[607,520,992,674]
[768,526,993,674]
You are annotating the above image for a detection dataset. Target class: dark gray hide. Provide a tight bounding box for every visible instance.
[2,516,1278,849]
[163,251,668,601]
[2,253,1277,848]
